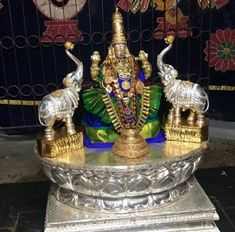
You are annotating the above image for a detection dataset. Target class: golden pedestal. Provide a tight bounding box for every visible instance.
[112,128,149,159]
[165,119,208,143]
[37,127,83,158]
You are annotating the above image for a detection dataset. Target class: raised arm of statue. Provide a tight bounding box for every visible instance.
[138,50,152,79]
[90,51,101,81]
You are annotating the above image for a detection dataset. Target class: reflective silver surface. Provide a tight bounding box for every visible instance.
[38,49,83,140]
[37,141,207,212]
[44,179,220,232]
[157,42,209,126]
[52,177,193,212]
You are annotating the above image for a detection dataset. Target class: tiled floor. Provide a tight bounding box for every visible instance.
[196,167,235,232]
[0,182,48,232]
[0,167,235,232]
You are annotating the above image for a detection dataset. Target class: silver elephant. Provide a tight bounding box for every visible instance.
[157,37,209,127]
[38,48,83,140]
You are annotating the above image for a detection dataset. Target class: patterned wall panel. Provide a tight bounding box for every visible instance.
[0,0,233,131]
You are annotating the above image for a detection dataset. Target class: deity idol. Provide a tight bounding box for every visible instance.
[82,8,164,152]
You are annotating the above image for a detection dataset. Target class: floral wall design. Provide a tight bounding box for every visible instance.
[197,0,229,9]
[204,28,235,72]
[202,0,235,121]
[153,0,190,39]
[0,0,234,128]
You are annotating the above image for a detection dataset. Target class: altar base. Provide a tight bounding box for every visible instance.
[37,127,83,158]
[44,178,219,232]
[165,119,209,143]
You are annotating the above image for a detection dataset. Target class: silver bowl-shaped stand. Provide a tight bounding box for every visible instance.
[37,141,220,231]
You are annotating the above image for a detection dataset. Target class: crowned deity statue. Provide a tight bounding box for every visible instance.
[82,8,164,154]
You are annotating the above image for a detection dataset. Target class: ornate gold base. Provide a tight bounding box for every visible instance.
[112,128,149,159]
[37,127,83,158]
[165,119,208,143]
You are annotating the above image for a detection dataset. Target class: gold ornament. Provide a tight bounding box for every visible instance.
[112,128,149,158]
[209,85,235,91]
[63,77,73,87]
[102,94,122,132]
[112,8,127,45]
[90,51,101,81]
[136,86,150,129]
[116,59,132,77]
[37,127,83,158]
[121,80,131,90]
[104,68,114,84]
[104,75,114,85]
[64,41,74,51]
[104,84,113,94]
[165,119,208,143]
[138,50,148,61]
[135,80,144,94]
[138,50,152,79]
[164,35,175,44]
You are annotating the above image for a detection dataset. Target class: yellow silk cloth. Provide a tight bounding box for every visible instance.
[84,119,160,143]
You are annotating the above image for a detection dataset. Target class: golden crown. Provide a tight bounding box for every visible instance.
[112,8,127,45]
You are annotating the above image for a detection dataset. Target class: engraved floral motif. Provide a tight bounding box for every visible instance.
[52,178,193,212]
[41,152,202,196]
[38,148,204,212]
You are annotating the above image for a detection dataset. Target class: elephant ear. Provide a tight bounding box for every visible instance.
[82,88,112,124]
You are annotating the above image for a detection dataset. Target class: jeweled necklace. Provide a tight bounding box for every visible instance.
[109,55,138,128]
[115,58,132,80]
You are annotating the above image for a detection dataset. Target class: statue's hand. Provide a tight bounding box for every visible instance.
[90,51,100,81]
[143,63,152,79]
[139,50,152,79]
[91,51,100,63]
[90,66,100,81]
[138,50,148,63]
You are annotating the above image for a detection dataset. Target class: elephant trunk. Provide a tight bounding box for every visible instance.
[65,49,83,83]
[157,43,173,73]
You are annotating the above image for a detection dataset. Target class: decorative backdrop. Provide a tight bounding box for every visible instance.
[0,0,234,132]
